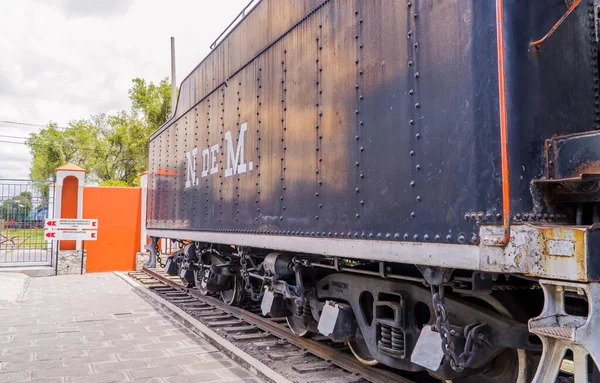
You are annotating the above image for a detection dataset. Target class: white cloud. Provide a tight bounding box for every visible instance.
[0,0,251,179]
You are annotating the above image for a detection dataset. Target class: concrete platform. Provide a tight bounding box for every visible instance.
[0,266,54,278]
[0,273,263,383]
[0,273,29,308]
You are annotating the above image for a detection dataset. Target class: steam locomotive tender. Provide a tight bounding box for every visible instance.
[145,1,600,381]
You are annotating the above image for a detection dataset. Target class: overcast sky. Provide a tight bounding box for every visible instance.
[0,0,251,179]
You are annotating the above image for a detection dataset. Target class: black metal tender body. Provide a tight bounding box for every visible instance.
[147,0,597,247]
[146,0,600,380]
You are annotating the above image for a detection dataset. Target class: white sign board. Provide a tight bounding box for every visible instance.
[44,230,97,241]
[45,219,98,229]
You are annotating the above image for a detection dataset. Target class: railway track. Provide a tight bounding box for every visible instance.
[128,267,417,383]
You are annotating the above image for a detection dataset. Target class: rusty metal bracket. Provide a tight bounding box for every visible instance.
[529,280,600,382]
[143,236,159,268]
[530,0,582,54]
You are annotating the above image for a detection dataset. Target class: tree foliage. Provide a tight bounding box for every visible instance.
[99,179,130,187]
[0,192,32,221]
[129,78,173,130]
[27,78,173,185]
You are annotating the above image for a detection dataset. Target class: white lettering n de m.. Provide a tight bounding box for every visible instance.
[183,122,254,188]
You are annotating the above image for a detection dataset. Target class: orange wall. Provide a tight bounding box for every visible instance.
[60,176,78,250]
[82,187,141,272]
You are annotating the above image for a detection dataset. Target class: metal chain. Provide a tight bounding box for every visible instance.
[238,248,264,301]
[154,239,165,268]
[431,284,480,372]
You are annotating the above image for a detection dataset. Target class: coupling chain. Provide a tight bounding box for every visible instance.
[431,284,481,372]
[239,249,264,301]
[154,240,165,268]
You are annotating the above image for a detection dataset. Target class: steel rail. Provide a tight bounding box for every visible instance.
[141,267,415,383]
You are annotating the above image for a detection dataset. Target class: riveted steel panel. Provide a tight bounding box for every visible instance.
[147,0,598,250]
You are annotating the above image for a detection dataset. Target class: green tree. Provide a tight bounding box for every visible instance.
[92,111,151,185]
[128,77,173,131]
[0,192,33,221]
[26,77,173,186]
[99,180,130,187]
[27,120,99,181]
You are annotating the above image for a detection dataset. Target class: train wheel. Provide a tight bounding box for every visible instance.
[220,276,244,306]
[193,269,211,296]
[182,278,195,288]
[348,328,379,366]
[285,314,317,337]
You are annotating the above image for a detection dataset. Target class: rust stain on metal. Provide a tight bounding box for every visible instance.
[537,227,586,280]
[570,160,600,178]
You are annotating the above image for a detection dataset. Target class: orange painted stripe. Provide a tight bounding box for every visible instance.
[496,0,511,244]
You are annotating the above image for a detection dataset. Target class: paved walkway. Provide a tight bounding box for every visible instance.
[0,273,263,383]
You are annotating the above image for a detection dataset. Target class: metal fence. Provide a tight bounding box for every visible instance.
[0,179,54,266]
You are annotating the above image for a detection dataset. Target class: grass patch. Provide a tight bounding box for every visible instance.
[0,228,46,249]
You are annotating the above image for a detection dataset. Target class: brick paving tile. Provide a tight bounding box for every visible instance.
[0,353,34,363]
[11,332,58,342]
[1,359,62,373]
[129,331,171,339]
[148,354,203,368]
[128,365,185,380]
[60,341,109,351]
[164,372,222,383]
[0,371,30,382]
[91,359,150,373]
[0,340,34,349]
[155,334,193,343]
[166,344,218,356]
[87,345,139,356]
[31,364,93,379]
[199,353,227,361]
[182,339,209,348]
[116,350,169,360]
[61,354,117,367]
[58,330,104,338]
[65,371,129,383]
[31,378,65,383]
[110,337,155,347]
[36,337,83,346]
[7,346,60,356]
[35,349,89,361]
[183,359,236,373]
[82,334,128,343]
[0,273,264,383]
[139,341,186,351]
[217,367,254,380]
